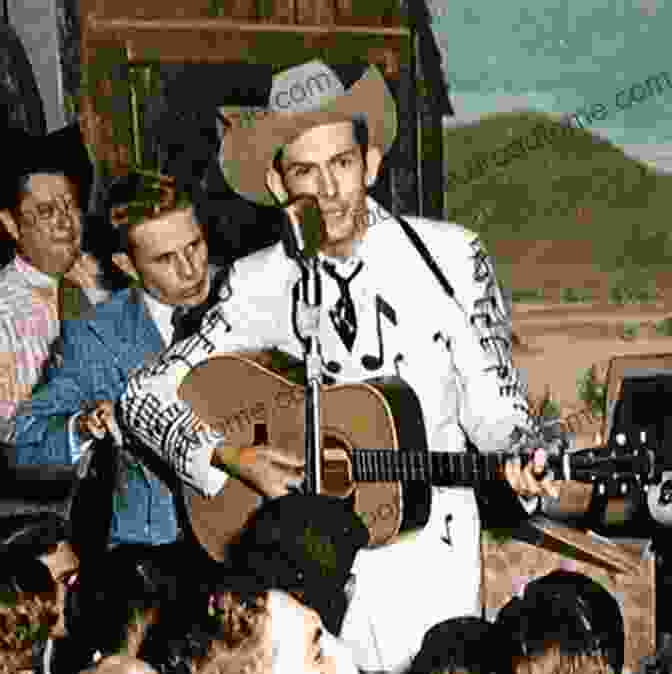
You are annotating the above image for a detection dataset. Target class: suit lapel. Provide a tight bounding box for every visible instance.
[87,287,165,370]
[120,287,166,362]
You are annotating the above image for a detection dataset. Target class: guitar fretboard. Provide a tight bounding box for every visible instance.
[351,450,507,486]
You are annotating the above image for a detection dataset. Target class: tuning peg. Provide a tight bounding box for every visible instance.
[620,482,629,495]
[598,483,606,495]
[616,433,626,447]
[640,430,647,443]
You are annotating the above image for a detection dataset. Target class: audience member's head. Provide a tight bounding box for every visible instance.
[496,570,625,674]
[105,171,211,307]
[0,124,93,274]
[137,587,353,674]
[407,617,506,674]
[226,493,369,635]
[65,544,166,665]
[0,555,65,672]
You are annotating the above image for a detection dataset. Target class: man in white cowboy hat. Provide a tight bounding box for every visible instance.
[117,59,563,673]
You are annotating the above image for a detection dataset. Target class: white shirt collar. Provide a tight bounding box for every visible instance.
[139,264,220,345]
[141,289,176,346]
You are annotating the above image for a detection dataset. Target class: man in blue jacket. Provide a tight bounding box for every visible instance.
[13,172,222,549]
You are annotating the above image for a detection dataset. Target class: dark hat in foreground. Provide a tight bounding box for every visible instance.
[225,493,369,589]
[219,493,369,634]
[1,123,94,210]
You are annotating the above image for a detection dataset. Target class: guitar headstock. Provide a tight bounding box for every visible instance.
[548,427,657,498]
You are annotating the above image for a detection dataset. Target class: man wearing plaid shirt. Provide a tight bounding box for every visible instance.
[118,59,561,674]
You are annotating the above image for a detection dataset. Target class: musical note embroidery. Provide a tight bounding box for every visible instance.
[441,514,453,546]
[361,294,398,371]
[468,237,526,400]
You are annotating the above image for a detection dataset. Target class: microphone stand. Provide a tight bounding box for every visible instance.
[286,195,325,496]
[297,255,323,495]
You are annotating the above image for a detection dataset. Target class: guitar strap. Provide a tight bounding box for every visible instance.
[395,215,457,301]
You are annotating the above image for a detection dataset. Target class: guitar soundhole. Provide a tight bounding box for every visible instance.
[321,431,352,496]
[253,423,268,446]
[323,433,348,451]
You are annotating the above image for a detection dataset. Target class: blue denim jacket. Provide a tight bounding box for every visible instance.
[108,461,178,547]
[13,288,181,548]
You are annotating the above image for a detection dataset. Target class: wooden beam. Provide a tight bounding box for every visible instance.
[85,15,409,78]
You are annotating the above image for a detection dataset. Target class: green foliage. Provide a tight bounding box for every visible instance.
[655,317,672,336]
[560,287,593,303]
[608,267,660,304]
[621,321,641,340]
[511,288,545,302]
[442,111,670,302]
[539,394,562,420]
[576,365,607,417]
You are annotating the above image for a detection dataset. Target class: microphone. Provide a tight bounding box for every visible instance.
[283,194,324,261]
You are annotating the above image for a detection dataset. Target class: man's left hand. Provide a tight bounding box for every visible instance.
[504,449,560,500]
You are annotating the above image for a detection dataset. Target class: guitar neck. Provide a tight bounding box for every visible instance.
[350,450,514,486]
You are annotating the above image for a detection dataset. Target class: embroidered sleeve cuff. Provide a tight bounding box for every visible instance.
[185,440,228,497]
[204,465,228,498]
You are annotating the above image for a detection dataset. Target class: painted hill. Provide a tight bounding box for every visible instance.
[441,111,672,302]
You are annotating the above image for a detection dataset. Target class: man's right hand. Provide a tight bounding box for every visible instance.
[64,252,102,290]
[78,400,123,446]
[213,444,305,499]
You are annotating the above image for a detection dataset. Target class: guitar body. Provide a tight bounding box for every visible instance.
[178,352,430,561]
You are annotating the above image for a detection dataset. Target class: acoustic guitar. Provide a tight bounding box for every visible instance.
[178,352,655,561]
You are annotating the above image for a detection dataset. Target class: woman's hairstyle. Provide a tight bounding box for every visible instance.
[66,546,167,663]
[0,559,61,674]
[138,590,271,674]
[512,644,613,674]
[496,571,624,674]
[407,617,506,674]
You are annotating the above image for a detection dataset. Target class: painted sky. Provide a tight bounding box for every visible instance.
[429,0,671,148]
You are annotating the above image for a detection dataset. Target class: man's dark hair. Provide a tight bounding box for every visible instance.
[407,617,507,674]
[496,571,624,674]
[271,116,369,177]
[104,172,193,256]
